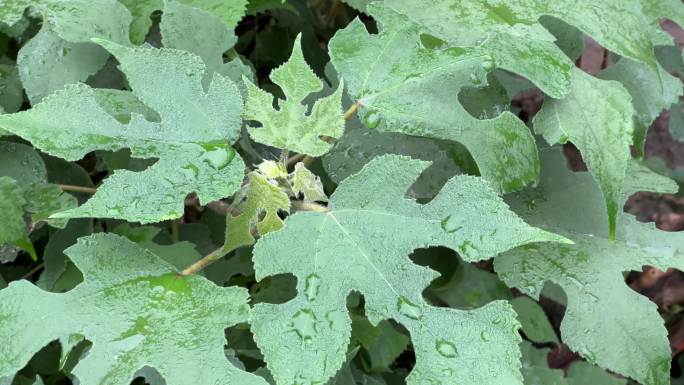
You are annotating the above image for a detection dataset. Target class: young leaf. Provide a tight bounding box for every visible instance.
[224,172,290,253]
[533,68,635,239]
[243,34,345,156]
[0,233,267,385]
[290,163,328,203]
[250,154,568,385]
[329,3,540,193]
[386,0,659,98]
[495,148,682,385]
[0,42,245,224]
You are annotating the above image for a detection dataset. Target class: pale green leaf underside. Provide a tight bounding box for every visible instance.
[534,68,635,238]
[495,148,682,385]
[386,0,659,98]
[329,3,540,193]
[0,234,267,385]
[0,42,245,224]
[244,35,345,157]
[251,154,568,385]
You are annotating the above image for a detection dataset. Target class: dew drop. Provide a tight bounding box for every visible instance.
[480,330,491,342]
[397,296,423,320]
[363,110,381,129]
[481,56,495,71]
[440,215,462,233]
[290,309,317,342]
[304,273,321,302]
[200,142,235,170]
[435,339,458,358]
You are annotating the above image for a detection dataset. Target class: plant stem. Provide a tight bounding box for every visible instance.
[291,201,330,212]
[343,102,360,120]
[171,220,180,243]
[178,248,225,277]
[58,184,97,194]
[20,263,44,280]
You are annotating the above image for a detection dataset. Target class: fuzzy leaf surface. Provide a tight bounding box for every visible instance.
[329,3,540,193]
[386,0,659,98]
[0,233,267,385]
[0,42,245,224]
[251,154,568,385]
[224,172,290,253]
[495,148,683,385]
[244,35,345,156]
[533,68,635,238]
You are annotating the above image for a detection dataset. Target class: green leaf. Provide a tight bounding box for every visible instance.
[567,361,627,385]
[224,172,290,253]
[160,0,252,87]
[120,0,248,45]
[494,148,682,385]
[0,64,23,113]
[329,3,541,193]
[37,219,92,292]
[251,154,568,385]
[351,317,409,372]
[0,141,77,258]
[533,68,635,239]
[669,101,684,142]
[599,59,683,154]
[0,177,34,260]
[112,223,204,272]
[244,34,345,156]
[323,119,469,200]
[0,42,246,224]
[511,296,558,344]
[17,0,132,104]
[520,342,567,385]
[430,256,512,309]
[0,233,267,385]
[386,0,659,98]
[290,163,328,202]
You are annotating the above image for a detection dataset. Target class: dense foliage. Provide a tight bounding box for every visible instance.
[0,1,684,384]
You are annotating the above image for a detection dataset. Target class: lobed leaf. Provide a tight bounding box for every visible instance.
[329,3,541,193]
[0,41,245,224]
[0,233,267,385]
[386,0,659,98]
[495,148,683,385]
[244,34,345,157]
[250,154,568,385]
